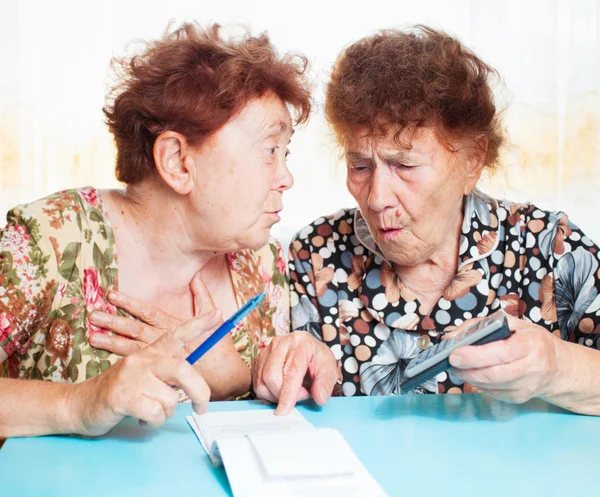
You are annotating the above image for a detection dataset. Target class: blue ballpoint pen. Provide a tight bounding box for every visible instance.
[186,292,266,365]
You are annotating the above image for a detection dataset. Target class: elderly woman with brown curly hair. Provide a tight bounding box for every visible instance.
[253,26,600,416]
[0,22,330,437]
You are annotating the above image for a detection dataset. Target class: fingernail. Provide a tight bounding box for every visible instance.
[193,402,208,415]
[450,354,462,367]
[90,333,106,345]
[318,386,329,403]
[108,291,120,303]
[89,312,109,325]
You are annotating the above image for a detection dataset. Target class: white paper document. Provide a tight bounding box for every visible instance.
[186,409,388,497]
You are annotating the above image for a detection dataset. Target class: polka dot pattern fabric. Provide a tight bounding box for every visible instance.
[288,190,600,397]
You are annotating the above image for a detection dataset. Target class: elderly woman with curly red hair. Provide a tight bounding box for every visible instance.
[253,26,600,416]
[0,22,325,437]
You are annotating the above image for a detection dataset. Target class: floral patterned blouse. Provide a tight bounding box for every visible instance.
[289,189,600,397]
[0,188,289,391]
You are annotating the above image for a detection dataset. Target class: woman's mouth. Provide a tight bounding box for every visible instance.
[266,210,282,222]
[379,227,403,240]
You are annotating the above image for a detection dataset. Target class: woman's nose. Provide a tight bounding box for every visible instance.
[367,169,397,212]
[275,159,294,191]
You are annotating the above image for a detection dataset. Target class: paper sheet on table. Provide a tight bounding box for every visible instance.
[186,408,314,465]
[186,408,388,497]
[218,427,388,497]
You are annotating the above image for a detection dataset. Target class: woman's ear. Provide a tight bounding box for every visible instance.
[463,136,488,195]
[153,131,195,195]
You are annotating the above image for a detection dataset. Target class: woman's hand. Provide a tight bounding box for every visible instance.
[449,315,562,404]
[252,332,339,416]
[68,310,221,437]
[88,272,215,357]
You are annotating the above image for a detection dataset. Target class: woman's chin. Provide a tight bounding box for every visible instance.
[238,229,273,251]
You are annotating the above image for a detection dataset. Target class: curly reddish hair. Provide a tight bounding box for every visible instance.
[104,22,312,184]
[325,26,503,169]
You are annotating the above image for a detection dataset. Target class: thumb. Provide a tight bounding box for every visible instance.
[190,271,216,317]
[504,314,528,333]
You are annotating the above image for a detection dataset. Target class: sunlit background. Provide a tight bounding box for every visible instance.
[1,0,600,249]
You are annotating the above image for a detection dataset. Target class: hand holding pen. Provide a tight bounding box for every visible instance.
[186,291,266,364]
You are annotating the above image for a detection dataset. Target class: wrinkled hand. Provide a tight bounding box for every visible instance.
[68,310,222,437]
[89,271,216,357]
[449,315,562,404]
[252,332,339,416]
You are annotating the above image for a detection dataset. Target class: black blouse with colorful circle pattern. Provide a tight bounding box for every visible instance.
[288,190,600,397]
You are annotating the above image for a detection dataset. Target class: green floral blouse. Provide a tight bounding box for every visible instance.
[0,188,290,389]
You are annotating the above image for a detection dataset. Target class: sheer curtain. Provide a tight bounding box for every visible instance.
[1,0,599,248]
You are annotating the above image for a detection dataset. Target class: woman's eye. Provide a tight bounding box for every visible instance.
[350,163,370,172]
[268,147,277,155]
[391,161,415,170]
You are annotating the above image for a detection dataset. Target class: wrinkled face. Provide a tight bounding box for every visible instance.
[189,93,294,251]
[345,126,481,266]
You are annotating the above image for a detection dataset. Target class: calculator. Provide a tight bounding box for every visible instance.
[400,311,512,393]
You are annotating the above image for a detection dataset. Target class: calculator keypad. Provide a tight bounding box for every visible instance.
[407,335,456,369]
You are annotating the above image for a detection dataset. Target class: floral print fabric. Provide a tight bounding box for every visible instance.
[0,188,289,389]
[289,189,600,397]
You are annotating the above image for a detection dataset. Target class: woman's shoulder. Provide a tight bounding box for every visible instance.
[6,187,105,241]
[495,197,589,241]
[496,197,574,230]
[3,187,115,286]
[492,195,599,267]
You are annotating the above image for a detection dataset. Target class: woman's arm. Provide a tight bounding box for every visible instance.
[543,338,600,415]
[0,374,78,437]
[0,313,217,438]
[449,315,600,415]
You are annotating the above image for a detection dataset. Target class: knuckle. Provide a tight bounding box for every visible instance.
[167,317,181,330]
[122,353,143,370]
[129,321,145,339]
[174,359,191,378]
[167,390,180,406]
[292,332,306,344]
[254,385,270,400]
[482,369,500,384]
[141,305,157,322]
[147,402,164,420]
[263,368,278,387]
[101,335,114,349]
[119,295,132,309]
[283,363,301,379]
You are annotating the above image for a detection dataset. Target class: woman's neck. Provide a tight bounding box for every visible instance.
[392,211,463,313]
[101,181,224,296]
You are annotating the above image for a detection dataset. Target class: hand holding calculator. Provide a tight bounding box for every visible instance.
[400,311,512,393]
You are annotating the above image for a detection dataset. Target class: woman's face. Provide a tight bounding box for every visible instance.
[189,93,294,251]
[345,126,482,266]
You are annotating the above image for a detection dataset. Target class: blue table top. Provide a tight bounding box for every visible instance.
[1,393,598,497]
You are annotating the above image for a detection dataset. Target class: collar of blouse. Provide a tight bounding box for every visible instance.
[353,188,500,270]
